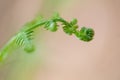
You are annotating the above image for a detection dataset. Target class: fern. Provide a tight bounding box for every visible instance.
[0,13,94,61]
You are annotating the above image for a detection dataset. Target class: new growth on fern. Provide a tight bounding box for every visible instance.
[0,13,94,61]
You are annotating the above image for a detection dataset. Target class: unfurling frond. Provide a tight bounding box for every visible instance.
[0,13,95,61]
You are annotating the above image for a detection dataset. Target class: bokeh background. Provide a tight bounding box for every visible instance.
[0,0,120,80]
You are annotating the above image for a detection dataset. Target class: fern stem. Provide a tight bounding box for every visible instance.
[22,17,71,32]
[23,21,46,32]
[0,36,17,61]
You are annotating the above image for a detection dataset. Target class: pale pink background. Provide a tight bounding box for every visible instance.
[0,0,120,80]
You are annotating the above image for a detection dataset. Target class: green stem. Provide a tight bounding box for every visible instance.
[54,18,72,27]
[0,36,17,61]
[23,21,46,32]
[23,17,72,32]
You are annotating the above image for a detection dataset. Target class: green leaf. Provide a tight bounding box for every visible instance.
[70,18,77,26]
[24,42,35,53]
[45,21,58,32]
[63,26,73,35]
[77,27,94,42]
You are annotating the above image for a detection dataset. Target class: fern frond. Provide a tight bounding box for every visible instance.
[0,13,95,61]
[15,31,33,46]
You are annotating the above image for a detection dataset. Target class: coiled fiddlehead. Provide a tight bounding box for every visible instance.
[0,13,94,61]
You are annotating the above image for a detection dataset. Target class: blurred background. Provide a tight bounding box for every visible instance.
[0,0,120,80]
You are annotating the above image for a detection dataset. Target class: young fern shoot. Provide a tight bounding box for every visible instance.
[0,13,94,61]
